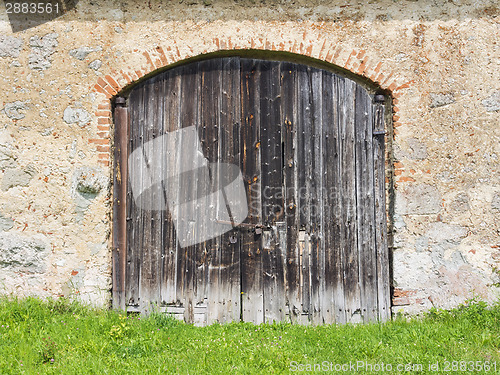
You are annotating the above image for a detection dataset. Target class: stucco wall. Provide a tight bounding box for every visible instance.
[0,0,498,314]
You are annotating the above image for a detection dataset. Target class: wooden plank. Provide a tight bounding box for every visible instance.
[355,85,378,323]
[160,69,182,307]
[177,61,201,323]
[197,59,222,326]
[296,66,313,322]
[260,60,283,226]
[296,230,310,324]
[137,78,154,314]
[308,67,323,325]
[258,60,286,323]
[216,57,242,323]
[112,99,128,311]
[126,81,146,309]
[296,66,311,231]
[240,58,263,324]
[338,77,362,324]
[280,62,300,323]
[322,73,346,324]
[372,99,391,322]
[145,77,165,314]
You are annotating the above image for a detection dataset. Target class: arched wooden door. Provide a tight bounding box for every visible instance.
[112,57,390,325]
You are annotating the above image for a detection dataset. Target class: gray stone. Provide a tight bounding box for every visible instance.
[69,140,77,159]
[427,222,468,245]
[28,33,58,70]
[492,193,500,211]
[429,93,455,108]
[74,167,107,195]
[3,101,27,120]
[69,46,101,60]
[406,138,427,160]
[1,165,36,191]
[88,59,102,70]
[398,183,442,215]
[482,91,500,112]
[0,145,17,169]
[63,106,91,127]
[451,192,470,212]
[0,35,23,58]
[415,236,429,252]
[0,213,14,231]
[0,233,48,273]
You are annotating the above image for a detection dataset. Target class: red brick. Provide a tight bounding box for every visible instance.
[318,40,327,60]
[94,84,110,97]
[392,297,410,306]
[97,125,110,131]
[97,160,110,166]
[97,131,109,138]
[95,110,110,117]
[105,75,120,92]
[156,46,168,66]
[96,145,110,152]
[398,176,416,182]
[333,46,342,60]
[98,117,110,125]
[98,103,111,110]
[97,153,108,160]
[325,50,334,62]
[89,138,110,145]
[142,51,156,70]
[305,44,313,56]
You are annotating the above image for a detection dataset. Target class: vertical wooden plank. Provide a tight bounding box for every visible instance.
[260,61,283,226]
[355,86,378,323]
[240,58,263,324]
[176,62,201,323]
[296,65,314,322]
[196,58,222,326]
[309,68,323,325]
[339,77,362,324]
[137,78,156,314]
[297,230,310,324]
[216,57,242,323]
[150,77,165,313]
[373,98,391,322]
[322,73,346,324]
[126,82,146,309]
[297,66,311,231]
[112,98,128,311]
[259,60,286,323]
[160,69,182,306]
[281,62,300,323]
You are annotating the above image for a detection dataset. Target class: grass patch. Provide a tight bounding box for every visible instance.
[0,296,498,374]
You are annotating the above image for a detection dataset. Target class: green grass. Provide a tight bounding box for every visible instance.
[0,297,498,374]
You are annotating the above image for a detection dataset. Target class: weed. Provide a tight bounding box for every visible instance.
[39,336,57,364]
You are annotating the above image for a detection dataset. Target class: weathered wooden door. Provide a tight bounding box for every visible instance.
[113,56,390,325]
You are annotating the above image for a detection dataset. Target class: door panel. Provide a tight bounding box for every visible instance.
[118,56,390,325]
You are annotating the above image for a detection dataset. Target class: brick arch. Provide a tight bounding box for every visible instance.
[91,37,409,166]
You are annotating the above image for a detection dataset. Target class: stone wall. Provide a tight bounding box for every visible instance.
[0,0,498,313]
